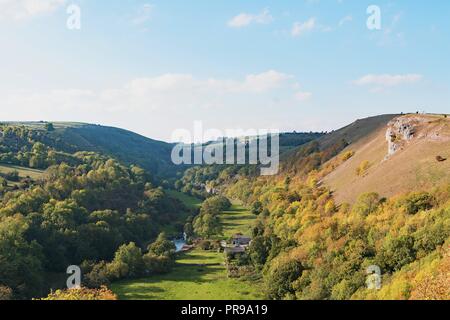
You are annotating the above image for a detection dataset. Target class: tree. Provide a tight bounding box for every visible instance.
[108,242,144,279]
[401,192,435,215]
[266,259,304,300]
[376,235,416,272]
[0,215,44,299]
[249,236,270,266]
[193,213,222,238]
[352,192,380,216]
[251,201,263,215]
[148,233,176,258]
[45,123,55,132]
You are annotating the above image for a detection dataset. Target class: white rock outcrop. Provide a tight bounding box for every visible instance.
[385,117,422,159]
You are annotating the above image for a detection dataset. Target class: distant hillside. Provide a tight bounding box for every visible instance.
[323,114,450,203]
[3,122,179,179]
[280,114,399,174]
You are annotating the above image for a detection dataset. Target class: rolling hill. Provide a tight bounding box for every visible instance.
[2,122,180,179]
[322,114,450,203]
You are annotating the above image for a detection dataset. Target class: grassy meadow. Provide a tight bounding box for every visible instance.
[111,248,263,300]
[0,164,44,181]
[220,203,256,239]
[166,190,202,210]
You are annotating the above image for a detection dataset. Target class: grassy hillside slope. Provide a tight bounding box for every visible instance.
[280,114,399,174]
[323,114,450,203]
[4,122,179,179]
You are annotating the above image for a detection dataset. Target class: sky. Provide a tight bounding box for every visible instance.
[0,0,449,142]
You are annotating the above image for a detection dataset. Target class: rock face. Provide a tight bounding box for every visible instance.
[385,116,423,159]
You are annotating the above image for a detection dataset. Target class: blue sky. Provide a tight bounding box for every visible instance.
[0,0,449,141]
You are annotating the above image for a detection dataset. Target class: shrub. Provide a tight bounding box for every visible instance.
[356,160,371,176]
[266,260,304,300]
[41,286,117,300]
[143,254,173,274]
[251,201,263,215]
[83,261,110,288]
[148,233,176,258]
[376,235,416,273]
[4,170,19,182]
[401,192,435,215]
[45,123,55,132]
[198,240,212,250]
[0,285,13,300]
[108,243,144,279]
[341,151,355,162]
[352,192,380,216]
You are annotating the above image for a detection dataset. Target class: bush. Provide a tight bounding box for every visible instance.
[143,254,173,274]
[352,192,380,216]
[251,201,263,215]
[108,243,144,279]
[356,160,371,176]
[341,151,355,162]
[0,285,13,300]
[45,123,55,132]
[249,236,270,266]
[266,260,304,300]
[41,286,117,300]
[376,235,416,273]
[4,170,19,182]
[83,261,110,288]
[198,240,212,250]
[148,233,176,258]
[401,192,435,215]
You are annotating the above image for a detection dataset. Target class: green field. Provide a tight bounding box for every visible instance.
[0,164,44,180]
[220,203,256,238]
[160,190,203,236]
[111,249,264,300]
[111,195,263,300]
[166,190,202,210]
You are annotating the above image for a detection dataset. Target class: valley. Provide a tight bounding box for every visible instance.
[1,114,449,301]
[112,193,263,300]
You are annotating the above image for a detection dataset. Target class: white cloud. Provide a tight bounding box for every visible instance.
[0,0,66,21]
[228,8,273,28]
[1,71,314,140]
[354,74,423,87]
[3,70,301,114]
[294,91,312,102]
[338,15,352,26]
[291,18,316,37]
[132,3,153,25]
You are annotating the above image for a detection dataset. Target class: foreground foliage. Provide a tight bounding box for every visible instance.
[42,286,117,300]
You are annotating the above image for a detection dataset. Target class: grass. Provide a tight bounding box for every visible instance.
[111,249,264,300]
[166,190,202,210]
[0,164,44,180]
[111,201,262,300]
[162,190,203,236]
[324,114,450,203]
[220,203,256,239]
